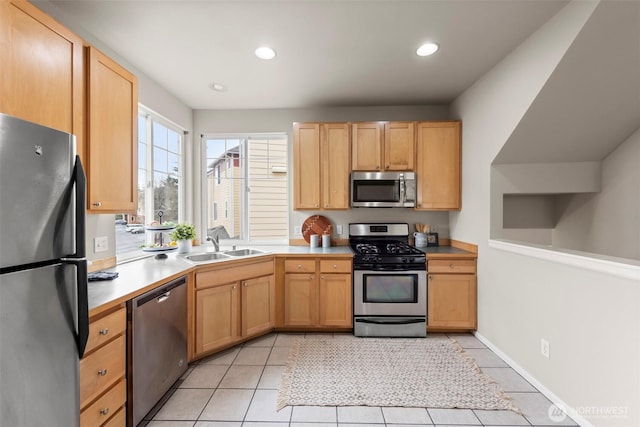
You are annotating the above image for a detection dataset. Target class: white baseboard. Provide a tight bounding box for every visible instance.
[473,331,593,427]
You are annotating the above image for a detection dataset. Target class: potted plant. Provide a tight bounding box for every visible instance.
[170,223,196,254]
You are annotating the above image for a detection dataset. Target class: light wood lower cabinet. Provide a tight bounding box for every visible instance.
[427,258,477,330]
[193,258,275,358]
[281,257,352,328]
[80,306,127,427]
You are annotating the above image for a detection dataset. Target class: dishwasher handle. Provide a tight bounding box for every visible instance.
[156,291,171,303]
[134,276,186,308]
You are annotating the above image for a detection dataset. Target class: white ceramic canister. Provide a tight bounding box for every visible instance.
[309,234,319,247]
[413,232,427,247]
[322,234,331,248]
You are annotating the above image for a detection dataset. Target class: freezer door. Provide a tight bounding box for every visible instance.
[0,113,76,268]
[0,263,80,426]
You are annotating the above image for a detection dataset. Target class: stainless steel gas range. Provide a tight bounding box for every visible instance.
[350,223,427,337]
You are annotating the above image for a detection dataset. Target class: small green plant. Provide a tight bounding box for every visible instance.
[170,223,196,241]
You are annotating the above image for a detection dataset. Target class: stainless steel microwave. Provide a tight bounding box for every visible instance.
[350,171,416,208]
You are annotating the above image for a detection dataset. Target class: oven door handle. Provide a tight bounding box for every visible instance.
[355,318,425,325]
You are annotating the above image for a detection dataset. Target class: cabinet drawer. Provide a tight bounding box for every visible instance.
[284,259,316,273]
[85,308,126,354]
[428,259,476,274]
[197,260,273,289]
[101,406,125,427]
[319,259,352,273]
[80,334,126,408]
[80,378,126,427]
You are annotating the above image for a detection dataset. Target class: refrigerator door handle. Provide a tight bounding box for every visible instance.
[63,258,89,357]
[73,155,86,259]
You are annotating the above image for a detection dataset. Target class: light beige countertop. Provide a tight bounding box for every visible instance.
[87,245,353,316]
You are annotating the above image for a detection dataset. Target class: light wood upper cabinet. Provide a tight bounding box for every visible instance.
[293,123,321,209]
[293,122,350,210]
[415,121,461,210]
[0,0,84,158]
[351,122,383,171]
[352,122,415,171]
[384,121,415,171]
[321,123,350,209]
[86,46,138,213]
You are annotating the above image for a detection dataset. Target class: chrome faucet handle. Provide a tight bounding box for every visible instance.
[206,235,220,252]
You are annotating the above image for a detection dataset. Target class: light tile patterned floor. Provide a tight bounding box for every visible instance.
[139,333,578,427]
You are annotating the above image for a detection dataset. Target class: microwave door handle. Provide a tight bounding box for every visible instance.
[399,174,406,204]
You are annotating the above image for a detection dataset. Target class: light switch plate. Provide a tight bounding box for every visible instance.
[294,226,302,236]
[336,225,343,235]
[94,236,108,253]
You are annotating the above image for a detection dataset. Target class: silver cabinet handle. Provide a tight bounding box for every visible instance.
[243,282,248,287]
[232,285,236,289]
[100,408,109,416]
[99,328,109,335]
[98,369,108,376]
[92,201,102,207]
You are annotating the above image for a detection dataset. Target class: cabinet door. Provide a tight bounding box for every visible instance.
[195,283,240,355]
[293,122,321,209]
[321,123,350,209]
[284,273,317,326]
[318,274,352,327]
[415,121,461,210]
[384,122,415,171]
[241,275,275,338]
[427,273,476,329]
[86,46,138,212]
[352,122,383,171]
[1,1,84,158]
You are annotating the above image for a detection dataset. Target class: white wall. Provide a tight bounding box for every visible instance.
[553,128,640,260]
[450,1,640,425]
[193,106,452,242]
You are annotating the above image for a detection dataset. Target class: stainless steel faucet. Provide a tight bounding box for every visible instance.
[206,235,220,252]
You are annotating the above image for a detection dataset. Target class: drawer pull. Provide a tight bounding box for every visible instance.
[333,264,337,269]
[450,264,455,269]
[98,369,108,376]
[99,328,109,336]
[100,408,109,416]
[243,282,247,287]
[92,201,102,207]
[297,264,302,269]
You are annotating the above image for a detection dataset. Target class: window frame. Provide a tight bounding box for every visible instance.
[200,132,289,246]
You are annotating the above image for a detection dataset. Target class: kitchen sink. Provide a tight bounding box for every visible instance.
[224,248,266,257]
[185,252,231,262]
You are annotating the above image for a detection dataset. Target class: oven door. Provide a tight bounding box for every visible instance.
[353,269,426,317]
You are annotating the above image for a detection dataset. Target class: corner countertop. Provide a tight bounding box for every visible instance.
[422,245,478,259]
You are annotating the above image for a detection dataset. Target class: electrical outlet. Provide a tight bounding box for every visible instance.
[294,226,302,236]
[337,225,343,235]
[94,236,108,253]
[541,338,550,359]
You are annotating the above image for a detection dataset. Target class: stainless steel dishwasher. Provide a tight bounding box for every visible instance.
[127,275,187,426]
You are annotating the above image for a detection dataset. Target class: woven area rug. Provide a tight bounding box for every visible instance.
[277,336,519,412]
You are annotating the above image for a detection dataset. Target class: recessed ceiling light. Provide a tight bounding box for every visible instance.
[416,42,439,57]
[255,46,276,60]
[209,83,227,92]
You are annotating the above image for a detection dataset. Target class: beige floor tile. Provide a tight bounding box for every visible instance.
[199,389,254,421]
[242,423,289,427]
[382,407,431,424]
[146,421,196,427]
[244,389,292,422]
[233,346,271,365]
[463,348,509,367]
[273,332,304,347]
[194,422,241,427]
[258,365,286,389]
[507,392,578,426]
[180,364,228,389]
[199,348,241,365]
[473,409,530,425]
[426,408,481,425]
[291,405,337,422]
[153,389,213,421]
[337,406,385,424]
[244,333,277,347]
[481,367,537,392]
[290,423,337,427]
[448,333,487,349]
[266,346,291,365]
[219,365,264,389]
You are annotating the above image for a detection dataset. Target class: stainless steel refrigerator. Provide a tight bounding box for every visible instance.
[0,113,89,426]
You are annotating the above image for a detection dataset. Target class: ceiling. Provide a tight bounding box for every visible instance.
[42,0,569,110]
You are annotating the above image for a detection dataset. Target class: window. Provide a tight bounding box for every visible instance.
[115,109,184,259]
[203,134,288,244]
